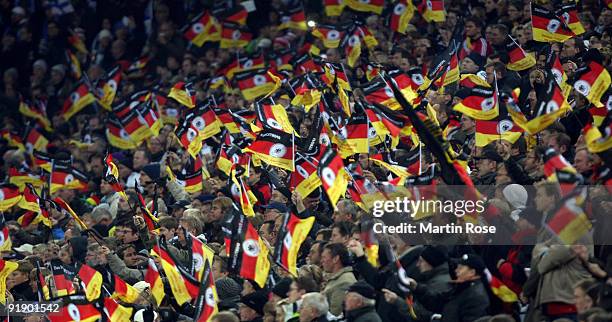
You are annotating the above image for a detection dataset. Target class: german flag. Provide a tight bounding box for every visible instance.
[0,214,10,254]
[54,197,89,231]
[189,233,215,281]
[506,35,536,71]
[583,122,612,154]
[311,24,345,49]
[136,100,163,138]
[433,50,460,88]
[61,79,95,121]
[66,49,81,79]
[345,0,384,14]
[111,274,140,303]
[388,0,415,34]
[18,99,52,132]
[24,127,48,153]
[388,68,423,101]
[49,295,101,322]
[256,103,296,134]
[369,153,411,178]
[8,167,43,190]
[317,147,349,208]
[238,52,266,73]
[227,213,271,288]
[102,297,133,322]
[487,272,518,303]
[343,28,362,68]
[229,169,257,217]
[126,56,149,74]
[119,110,150,144]
[235,68,278,101]
[144,258,165,306]
[421,44,456,92]
[324,0,345,16]
[151,241,200,306]
[363,77,401,110]
[290,154,322,198]
[168,81,196,108]
[475,100,523,147]
[338,113,369,157]
[0,259,17,304]
[417,0,445,22]
[543,148,579,196]
[77,263,102,302]
[17,184,41,213]
[269,48,295,71]
[364,105,390,143]
[453,84,499,120]
[220,22,252,48]
[186,104,222,140]
[220,4,248,25]
[531,4,575,42]
[50,164,88,194]
[545,187,591,245]
[133,181,159,232]
[68,29,88,54]
[508,73,571,134]
[279,5,307,31]
[290,75,323,112]
[0,184,22,212]
[556,3,585,35]
[291,52,323,75]
[193,260,218,322]
[183,11,220,47]
[175,170,203,194]
[96,66,121,111]
[35,262,50,301]
[106,116,137,150]
[573,60,611,108]
[1,130,24,150]
[176,118,203,159]
[104,153,128,201]
[274,212,315,276]
[360,220,380,267]
[49,259,76,297]
[546,51,572,98]
[244,129,295,171]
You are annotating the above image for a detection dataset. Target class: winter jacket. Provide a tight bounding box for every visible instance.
[412,279,490,322]
[532,244,593,306]
[322,267,357,316]
[106,252,146,283]
[345,305,382,322]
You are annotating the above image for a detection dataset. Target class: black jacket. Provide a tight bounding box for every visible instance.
[345,305,382,322]
[10,281,37,301]
[413,279,490,322]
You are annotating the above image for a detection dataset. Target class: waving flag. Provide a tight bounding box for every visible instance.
[235,68,279,101]
[66,49,81,79]
[17,184,41,213]
[111,274,140,303]
[324,0,345,16]
[388,0,415,34]
[317,147,349,208]
[573,60,611,108]
[24,127,49,153]
[19,99,52,132]
[508,73,571,134]
[255,103,296,134]
[453,83,499,120]
[106,116,137,150]
[102,297,133,322]
[227,213,271,288]
[61,79,96,120]
[193,261,218,322]
[279,5,307,31]
[220,22,252,48]
[475,98,523,147]
[176,117,203,159]
[67,29,88,54]
[506,35,536,71]
[151,241,200,305]
[545,187,591,245]
[104,153,128,201]
[49,259,77,297]
[49,295,101,322]
[183,11,221,46]
[417,0,445,22]
[168,81,196,108]
[244,129,295,171]
[312,24,346,49]
[274,213,315,276]
[144,258,165,306]
[531,4,575,42]
[290,154,322,198]
[0,260,17,304]
[77,263,103,302]
[97,66,121,111]
[0,213,11,253]
[556,3,585,35]
[344,27,363,68]
[345,0,384,14]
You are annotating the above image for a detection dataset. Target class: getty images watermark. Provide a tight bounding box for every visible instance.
[370,197,498,235]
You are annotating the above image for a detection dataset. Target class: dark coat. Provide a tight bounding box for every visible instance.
[345,305,383,322]
[10,281,37,301]
[413,279,490,322]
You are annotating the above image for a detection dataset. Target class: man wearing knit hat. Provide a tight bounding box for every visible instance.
[344,281,382,322]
